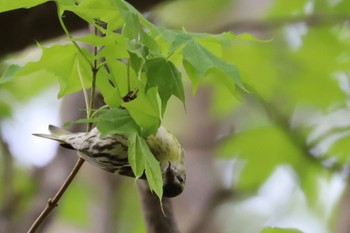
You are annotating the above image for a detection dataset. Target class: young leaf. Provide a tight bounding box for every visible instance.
[61,0,123,31]
[0,64,21,84]
[144,144,163,199]
[0,0,49,12]
[128,133,163,199]
[183,41,242,93]
[122,13,160,54]
[14,45,93,98]
[122,87,161,137]
[128,132,146,178]
[96,66,122,108]
[74,33,129,59]
[96,108,141,136]
[144,57,185,115]
[127,41,149,73]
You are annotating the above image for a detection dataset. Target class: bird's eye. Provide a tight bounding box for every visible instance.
[176,175,184,183]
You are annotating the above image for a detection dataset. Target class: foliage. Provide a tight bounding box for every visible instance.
[0,0,245,201]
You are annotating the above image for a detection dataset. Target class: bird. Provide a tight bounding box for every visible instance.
[33,125,186,198]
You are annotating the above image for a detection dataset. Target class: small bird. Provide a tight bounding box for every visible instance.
[33,125,186,197]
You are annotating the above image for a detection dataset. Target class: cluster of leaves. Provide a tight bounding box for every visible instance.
[0,0,249,200]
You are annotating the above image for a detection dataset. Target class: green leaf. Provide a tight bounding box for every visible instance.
[128,132,163,199]
[168,31,193,54]
[122,13,160,54]
[0,0,49,12]
[127,41,149,73]
[144,57,185,115]
[144,143,163,199]
[0,64,21,84]
[96,66,121,108]
[74,33,129,59]
[106,58,131,96]
[96,108,141,136]
[128,133,146,178]
[14,45,92,98]
[182,41,242,94]
[62,0,123,31]
[122,87,161,137]
[261,227,304,233]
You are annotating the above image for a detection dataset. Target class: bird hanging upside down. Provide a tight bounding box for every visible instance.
[33,125,186,198]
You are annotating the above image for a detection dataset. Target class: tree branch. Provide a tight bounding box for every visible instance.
[138,180,180,233]
[27,157,84,233]
[27,20,101,233]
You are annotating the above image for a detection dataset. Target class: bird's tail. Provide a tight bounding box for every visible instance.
[33,125,71,142]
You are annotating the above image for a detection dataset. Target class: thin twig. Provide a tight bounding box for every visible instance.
[27,21,100,233]
[27,158,84,233]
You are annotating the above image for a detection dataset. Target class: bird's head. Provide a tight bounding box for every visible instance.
[147,126,186,198]
[161,160,186,197]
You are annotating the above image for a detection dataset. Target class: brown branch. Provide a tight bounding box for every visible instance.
[138,180,180,233]
[27,157,84,233]
[27,20,101,233]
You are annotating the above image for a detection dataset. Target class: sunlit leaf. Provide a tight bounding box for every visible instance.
[96,66,121,108]
[0,64,21,84]
[0,0,49,12]
[144,57,185,115]
[61,0,123,31]
[183,41,242,94]
[128,132,146,178]
[14,45,92,98]
[128,132,163,199]
[122,87,161,137]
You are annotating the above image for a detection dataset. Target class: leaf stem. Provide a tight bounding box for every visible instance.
[87,26,99,131]
[127,60,131,93]
[56,1,92,67]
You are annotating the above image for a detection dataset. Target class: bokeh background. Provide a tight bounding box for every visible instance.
[1,0,350,233]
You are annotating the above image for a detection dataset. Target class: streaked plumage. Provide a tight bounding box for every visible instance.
[33,125,186,197]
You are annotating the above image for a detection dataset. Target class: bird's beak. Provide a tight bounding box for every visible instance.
[162,161,183,198]
[165,161,173,177]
